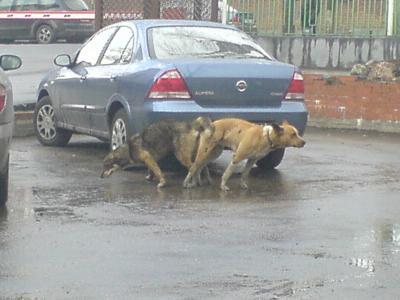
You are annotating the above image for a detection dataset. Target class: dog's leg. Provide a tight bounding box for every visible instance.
[202,166,213,185]
[145,169,154,181]
[138,150,166,188]
[195,168,203,186]
[184,135,217,188]
[185,144,222,188]
[220,160,238,191]
[240,158,257,190]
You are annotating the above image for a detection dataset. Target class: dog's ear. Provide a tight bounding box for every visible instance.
[271,123,284,135]
[282,120,290,126]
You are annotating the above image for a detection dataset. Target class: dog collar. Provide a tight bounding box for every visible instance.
[264,125,275,148]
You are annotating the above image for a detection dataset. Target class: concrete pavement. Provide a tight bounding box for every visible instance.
[2,129,400,299]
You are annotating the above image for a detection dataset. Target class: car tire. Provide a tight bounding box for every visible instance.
[34,96,72,147]
[256,149,285,170]
[110,109,130,150]
[36,24,55,44]
[0,155,9,207]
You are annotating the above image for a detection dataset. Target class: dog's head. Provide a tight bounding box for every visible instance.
[100,144,132,178]
[192,116,215,138]
[267,120,306,149]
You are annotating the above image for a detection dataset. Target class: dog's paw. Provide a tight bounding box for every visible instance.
[183,182,196,189]
[100,169,112,178]
[145,174,154,181]
[240,181,249,190]
[157,180,166,188]
[220,184,230,192]
[183,177,195,188]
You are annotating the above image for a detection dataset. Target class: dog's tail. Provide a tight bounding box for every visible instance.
[192,116,214,135]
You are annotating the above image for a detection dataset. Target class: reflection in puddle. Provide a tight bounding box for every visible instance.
[380,223,400,254]
[393,225,400,246]
[349,257,375,274]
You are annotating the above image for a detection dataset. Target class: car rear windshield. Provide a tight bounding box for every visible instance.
[63,0,88,11]
[147,26,271,60]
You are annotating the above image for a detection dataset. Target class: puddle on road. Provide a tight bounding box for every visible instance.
[349,257,375,274]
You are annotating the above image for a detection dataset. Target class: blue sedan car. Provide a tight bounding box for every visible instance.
[34,19,307,169]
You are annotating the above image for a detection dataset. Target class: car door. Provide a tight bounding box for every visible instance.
[9,0,40,39]
[83,26,135,137]
[0,0,17,40]
[55,26,117,131]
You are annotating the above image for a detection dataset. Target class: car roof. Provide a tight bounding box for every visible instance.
[116,19,238,31]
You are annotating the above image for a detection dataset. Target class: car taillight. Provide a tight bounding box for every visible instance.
[284,72,305,101]
[0,84,6,113]
[147,69,191,99]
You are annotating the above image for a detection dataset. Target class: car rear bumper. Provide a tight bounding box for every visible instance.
[132,100,308,135]
[0,122,12,173]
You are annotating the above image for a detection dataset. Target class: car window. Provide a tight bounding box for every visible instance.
[75,27,117,67]
[148,26,271,60]
[39,0,60,10]
[0,0,13,10]
[100,27,134,65]
[13,0,41,10]
[63,0,88,11]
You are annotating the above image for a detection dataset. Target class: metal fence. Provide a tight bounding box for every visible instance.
[225,0,395,36]
[91,0,218,30]
[89,0,398,37]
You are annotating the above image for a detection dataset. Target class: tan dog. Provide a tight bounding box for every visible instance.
[183,118,306,191]
[101,117,214,188]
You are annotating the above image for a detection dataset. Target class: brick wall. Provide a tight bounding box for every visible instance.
[304,74,400,132]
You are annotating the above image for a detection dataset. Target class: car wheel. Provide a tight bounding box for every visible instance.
[110,109,130,150]
[256,149,285,170]
[36,24,55,44]
[34,96,72,146]
[0,155,9,207]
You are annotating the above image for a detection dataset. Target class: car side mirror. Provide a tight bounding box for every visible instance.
[54,54,72,67]
[0,55,22,71]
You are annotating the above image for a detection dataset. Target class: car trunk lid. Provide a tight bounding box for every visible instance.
[173,59,295,108]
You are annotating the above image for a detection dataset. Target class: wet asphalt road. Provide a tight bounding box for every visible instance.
[1,128,400,299]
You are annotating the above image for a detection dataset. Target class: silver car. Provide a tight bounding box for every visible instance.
[0,54,22,206]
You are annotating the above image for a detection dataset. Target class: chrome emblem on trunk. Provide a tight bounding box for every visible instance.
[236,80,247,92]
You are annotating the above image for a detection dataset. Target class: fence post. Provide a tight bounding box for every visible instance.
[388,0,394,36]
[221,0,227,24]
[144,0,160,19]
[94,0,103,31]
[211,0,219,22]
[193,0,202,20]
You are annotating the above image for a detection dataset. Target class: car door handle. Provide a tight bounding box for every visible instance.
[110,75,118,82]
[80,75,87,81]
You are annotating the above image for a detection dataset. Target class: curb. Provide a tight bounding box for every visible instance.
[14,110,400,138]
[308,117,400,134]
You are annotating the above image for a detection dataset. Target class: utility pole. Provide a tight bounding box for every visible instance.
[211,0,219,22]
[143,0,160,19]
[94,0,103,31]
